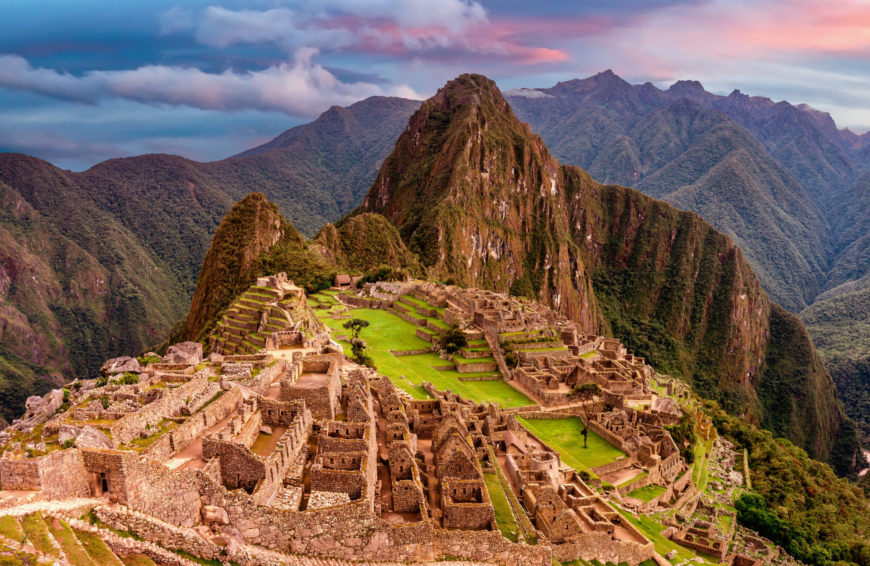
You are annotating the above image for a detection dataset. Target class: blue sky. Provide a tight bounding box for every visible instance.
[3,0,870,170]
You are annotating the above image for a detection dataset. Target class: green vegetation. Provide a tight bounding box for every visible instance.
[801,284,870,454]
[484,473,519,542]
[113,372,140,386]
[45,516,96,566]
[74,529,124,566]
[316,213,421,275]
[0,516,23,542]
[626,484,666,503]
[437,326,468,354]
[707,401,870,566]
[518,417,624,471]
[20,513,61,558]
[615,508,719,564]
[321,307,533,407]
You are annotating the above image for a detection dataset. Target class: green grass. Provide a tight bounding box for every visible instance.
[616,508,720,564]
[20,513,61,558]
[627,484,666,503]
[518,417,624,471]
[323,308,534,407]
[717,513,733,532]
[484,473,519,542]
[453,354,496,364]
[45,517,96,566]
[0,516,23,542]
[75,529,124,566]
[516,347,568,353]
[620,471,648,488]
[580,350,598,359]
[401,295,446,315]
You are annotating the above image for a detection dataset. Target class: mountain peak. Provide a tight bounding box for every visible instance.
[668,79,708,96]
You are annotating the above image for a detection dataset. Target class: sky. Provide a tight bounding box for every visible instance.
[4,0,870,170]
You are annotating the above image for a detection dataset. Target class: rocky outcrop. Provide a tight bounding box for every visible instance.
[100,357,142,376]
[164,343,203,366]
[73,426,113,450]
[11,389,64,431]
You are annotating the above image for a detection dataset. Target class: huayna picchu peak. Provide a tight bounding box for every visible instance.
[1,69,869,566]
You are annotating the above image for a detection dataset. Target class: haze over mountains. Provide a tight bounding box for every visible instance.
[1,69,869,467]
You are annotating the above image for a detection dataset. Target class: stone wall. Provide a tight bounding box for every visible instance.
[510,370,568,407]
[0,457,40,490]
[591,458,631,478]
[390,348,432,356]
[39,448,91,499]
[110,375,212,446]
[183,382,221,415]
[433,529,551,566]
[455,360,498,373]
[145,387,243,463]
[552,530,654,565]
[280,355,340,420]
[257,397,306,427]
[82,449,135,505]
[95,504,221,560]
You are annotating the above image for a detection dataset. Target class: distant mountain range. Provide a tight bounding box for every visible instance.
[1,70,869,464]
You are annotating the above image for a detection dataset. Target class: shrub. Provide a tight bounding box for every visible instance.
[438,326,468,354]
[360,265,409,285]
[62,388,70,402]
[136,355,161,366]
[113,373,140,386]
[61,439,74,449]
[100,397,110,410]
[504,351,519,368]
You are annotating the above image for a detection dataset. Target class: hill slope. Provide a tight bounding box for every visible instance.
[507,73,833,312]
[357,73,862,471]
[0,96,417,418]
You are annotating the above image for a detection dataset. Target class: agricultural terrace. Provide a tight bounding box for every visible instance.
[315,301,534,408]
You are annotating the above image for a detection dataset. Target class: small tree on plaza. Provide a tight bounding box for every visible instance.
[568,382,602,448]
[343,318,370,341]
[343,318,372,366]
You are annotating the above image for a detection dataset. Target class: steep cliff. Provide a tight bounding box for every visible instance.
[358,74,860,468]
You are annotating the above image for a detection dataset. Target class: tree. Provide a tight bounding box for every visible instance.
[438,326,468,354]
[343,318,370,341]
[343,318,372,367]
[568,382,601,448]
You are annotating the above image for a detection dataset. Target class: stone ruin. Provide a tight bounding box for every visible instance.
[0,277,789,566]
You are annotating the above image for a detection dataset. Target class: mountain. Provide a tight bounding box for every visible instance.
[355,73,863,472]
[506,72,835,312]
[0,96,417,418]
[314,213,421,274]
[800,285,870,449]
[825,172,870,292]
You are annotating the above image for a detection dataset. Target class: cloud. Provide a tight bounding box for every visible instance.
[0,50,423,117]
[177,0,566,64]
[503,88,551,98]
[159,6,195,36]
